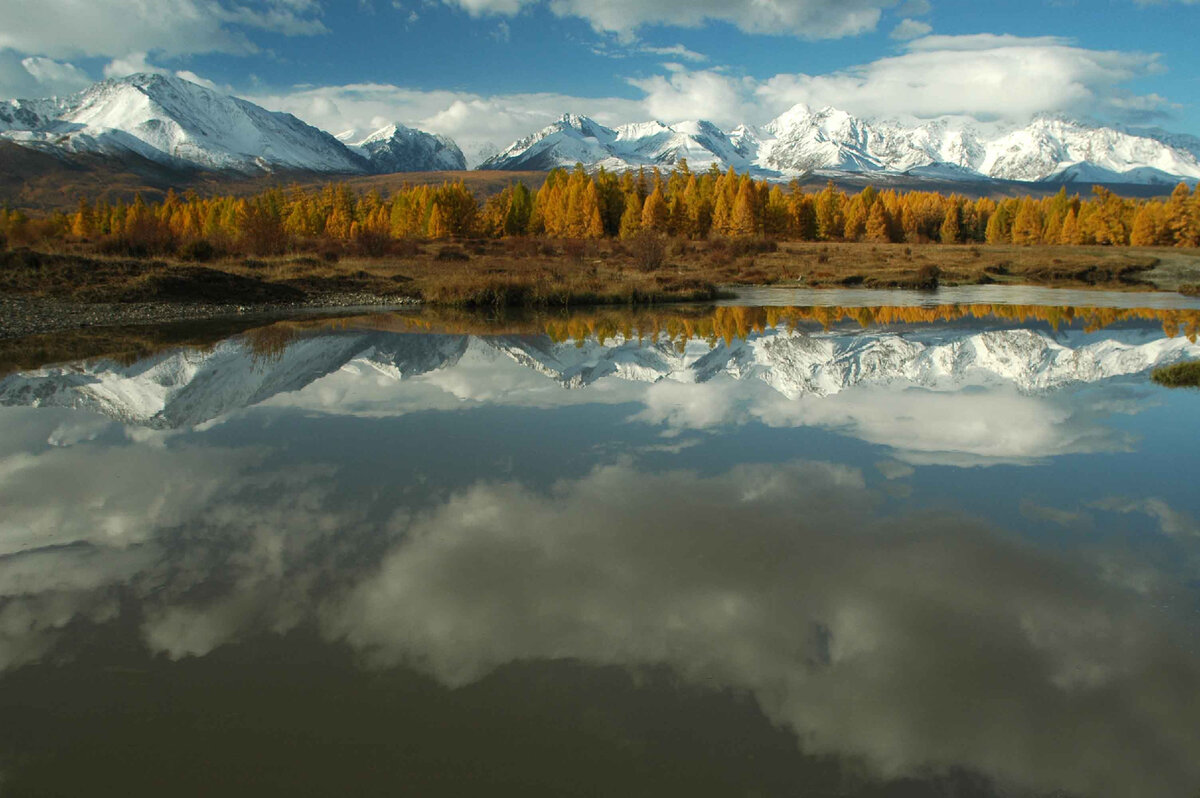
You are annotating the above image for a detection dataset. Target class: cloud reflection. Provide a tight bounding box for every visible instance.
[327,460,1200,798]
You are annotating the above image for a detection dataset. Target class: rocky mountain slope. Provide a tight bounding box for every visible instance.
[339,123,467,172]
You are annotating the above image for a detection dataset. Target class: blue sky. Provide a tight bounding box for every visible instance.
[1,0,1198,163]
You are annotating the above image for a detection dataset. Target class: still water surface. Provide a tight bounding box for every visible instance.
[2,290,1199,797]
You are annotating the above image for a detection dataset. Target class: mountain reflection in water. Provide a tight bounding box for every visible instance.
[1,300,1199,797]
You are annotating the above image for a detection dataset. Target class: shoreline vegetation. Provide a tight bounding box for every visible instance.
[4,303,1199,378]
[1,165,1199,326]
[1151,360,1200,388]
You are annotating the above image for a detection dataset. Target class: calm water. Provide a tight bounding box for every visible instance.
[2,290,1200,797]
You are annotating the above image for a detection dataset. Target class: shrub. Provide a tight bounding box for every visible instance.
[435,245,470,262]
[353,229,391,258]
[178,239,217,262]
[95,236,143,257]
[503,236,539,258]
[0,231,7,252]
[629,231,666,271]
[563,239,587,262]
[914,264,941,289]
[1179,283,1200,297]
[730,237,778,256]
[392,238,424,258]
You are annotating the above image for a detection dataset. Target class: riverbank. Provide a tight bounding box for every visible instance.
[2,241,1199,340]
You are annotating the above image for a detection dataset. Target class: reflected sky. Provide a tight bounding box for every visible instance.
[1,304,1199,797]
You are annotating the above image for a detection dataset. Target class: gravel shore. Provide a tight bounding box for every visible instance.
[0,292,420,340]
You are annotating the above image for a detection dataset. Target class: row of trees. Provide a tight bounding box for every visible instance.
[2,162,1199,256]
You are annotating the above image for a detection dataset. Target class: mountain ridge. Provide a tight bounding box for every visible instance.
[482,105,1200,186]
[0,74,464,176]
[5,74,1200,187]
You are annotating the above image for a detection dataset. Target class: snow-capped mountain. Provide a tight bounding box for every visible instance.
[0,73,366,173]
[3,325,1196,428]
[0,74,464,175]
[339,123,467,172]
[479,114,760,172]
[483,105,1200,185]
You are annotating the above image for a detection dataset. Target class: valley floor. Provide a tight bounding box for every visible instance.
[1,241,1198,340]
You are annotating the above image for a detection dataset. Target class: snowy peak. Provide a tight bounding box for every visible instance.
[481,115,749,172]
[0,74,466,176]
[479,114,620,171]
[485,102,1200,185]
[0,73,366,173]
[343,122,467,173]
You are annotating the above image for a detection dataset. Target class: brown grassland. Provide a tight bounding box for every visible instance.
[2,238,1195,312]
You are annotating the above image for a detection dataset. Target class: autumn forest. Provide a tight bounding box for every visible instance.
[2,163,1200,260]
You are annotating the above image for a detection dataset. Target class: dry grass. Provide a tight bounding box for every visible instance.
[744,242,1170,290]
[1,238,1192,311]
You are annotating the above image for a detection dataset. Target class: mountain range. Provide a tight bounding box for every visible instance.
[480,106,1200,185]
[3,73,1200,186]
[0,73,465,175]
[2,325,1196,428]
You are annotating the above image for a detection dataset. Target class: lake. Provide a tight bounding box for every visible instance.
[2,287,1200,797]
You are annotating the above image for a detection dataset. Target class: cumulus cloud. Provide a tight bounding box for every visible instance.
[437,0,899,38]
[246,82,645,165]
[246,32,1177,155]
[101,52,222,91]
[757,34,1169,123]
[0,0,326,60]
[626,68,759,127]
[0,50,92,98]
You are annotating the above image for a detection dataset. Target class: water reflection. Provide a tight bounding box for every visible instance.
[1,301,1199,797]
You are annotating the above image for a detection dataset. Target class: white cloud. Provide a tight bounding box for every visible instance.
[103,52,167,79]
[0,50,92,98]
[627,68,758,126]
[0,0,326,60]
[245,32,1176,158]
[639,43,707,62]
[16,55,91,92]
[888,18,931,40]
[102,52,222,91]
[757,34,1170,124]
[438,0,900,38]
[247,82,646,166]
